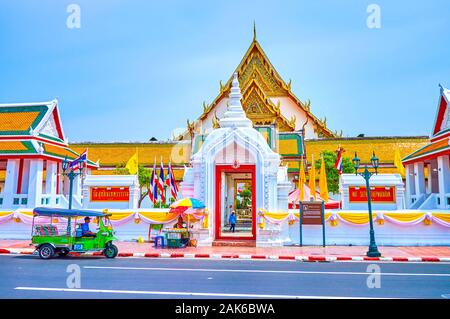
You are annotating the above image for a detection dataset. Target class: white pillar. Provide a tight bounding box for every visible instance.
[414,162,426,196]
[3,159,20,208]
[405,164,415,207]
[72,174,82,198]
[20,160,30,194]
[45,161,58,207]
[27,159,44,208]
[437,155,450,208]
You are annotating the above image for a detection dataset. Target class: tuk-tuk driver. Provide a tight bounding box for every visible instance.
[81,217,96,237]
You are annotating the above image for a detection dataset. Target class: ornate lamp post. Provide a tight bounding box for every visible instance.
[62,156,84,210]
[352,151,381,257]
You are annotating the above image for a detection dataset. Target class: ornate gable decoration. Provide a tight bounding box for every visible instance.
[242,81,295,131]
[432,85,450,137]
[196,31,336,138]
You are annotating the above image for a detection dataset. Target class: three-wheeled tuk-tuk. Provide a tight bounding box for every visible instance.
[31,207,118,259]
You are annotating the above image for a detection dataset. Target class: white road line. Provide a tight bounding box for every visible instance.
[13,287,397,299]
[82,266,450,277]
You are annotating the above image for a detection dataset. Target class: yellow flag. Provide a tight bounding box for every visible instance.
[394,149,405,176]
[126,151,139,175]
[319,155,329,202]
[298,159,306,201]
[308,154,316,201]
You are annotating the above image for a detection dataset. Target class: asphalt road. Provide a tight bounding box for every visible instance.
[1,255,449,299]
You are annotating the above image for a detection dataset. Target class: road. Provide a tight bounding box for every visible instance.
[1,254,449,299]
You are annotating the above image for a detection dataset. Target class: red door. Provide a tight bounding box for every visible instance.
[215,164,256,240]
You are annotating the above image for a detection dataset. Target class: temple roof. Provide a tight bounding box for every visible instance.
[402,137,450,164]
[194,33,335,137]
[432,85,450,137]
[0,100,97,166]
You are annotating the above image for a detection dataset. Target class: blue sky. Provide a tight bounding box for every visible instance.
[0,0,449,142]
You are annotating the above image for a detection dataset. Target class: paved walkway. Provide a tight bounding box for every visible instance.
[1,240,450,262]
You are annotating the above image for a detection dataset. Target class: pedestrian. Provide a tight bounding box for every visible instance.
[229,210,236,233]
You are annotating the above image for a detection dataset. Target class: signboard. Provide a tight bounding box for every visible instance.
[349,186,396,203]
[90,187,130,202]
[300,201,325,247]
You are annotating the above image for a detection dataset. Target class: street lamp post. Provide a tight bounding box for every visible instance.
[352,151,381,258]
[62,157,84,235]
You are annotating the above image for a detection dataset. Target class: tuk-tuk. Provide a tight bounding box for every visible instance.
[31,207,118,259]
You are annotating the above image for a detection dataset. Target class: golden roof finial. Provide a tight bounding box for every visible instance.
[253,20,257,41]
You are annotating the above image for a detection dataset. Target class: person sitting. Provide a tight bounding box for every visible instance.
[173,216,188,246]
[174,216,186,229]
[81,217,96,237]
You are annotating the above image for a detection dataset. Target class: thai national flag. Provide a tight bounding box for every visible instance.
[166,162,178,200]
[158,161,165,203]
[70,149,87,171]
[151,161,158,204]
[334,146,343,175]
[149,164,156,204]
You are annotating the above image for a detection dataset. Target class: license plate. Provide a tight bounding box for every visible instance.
[73,244,83,250]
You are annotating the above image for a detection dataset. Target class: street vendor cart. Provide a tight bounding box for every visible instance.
[163,228,189,248]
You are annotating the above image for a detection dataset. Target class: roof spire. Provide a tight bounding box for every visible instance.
[218,72,252,128]
[253,20,257,41]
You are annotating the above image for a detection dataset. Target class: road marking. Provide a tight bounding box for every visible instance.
[82,266,450,277]
[14,286,398,299]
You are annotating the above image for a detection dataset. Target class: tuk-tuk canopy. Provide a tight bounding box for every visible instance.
[33,207,108,217]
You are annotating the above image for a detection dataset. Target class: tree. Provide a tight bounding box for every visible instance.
[113,164,152,208]
[313,150,354,194]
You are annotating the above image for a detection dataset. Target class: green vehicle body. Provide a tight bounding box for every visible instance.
[31,208,118,258]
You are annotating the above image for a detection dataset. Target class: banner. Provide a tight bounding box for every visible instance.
[90,187,130,202]
[349,186,396,203]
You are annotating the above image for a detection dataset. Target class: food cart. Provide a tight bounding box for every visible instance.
[162,228,189,248]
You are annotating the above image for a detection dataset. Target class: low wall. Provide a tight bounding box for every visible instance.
[0,209,449,246]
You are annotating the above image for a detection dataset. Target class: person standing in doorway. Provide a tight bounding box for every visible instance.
[229,210,236,233]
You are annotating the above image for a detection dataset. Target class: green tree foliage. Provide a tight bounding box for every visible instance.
[313,150,355,194]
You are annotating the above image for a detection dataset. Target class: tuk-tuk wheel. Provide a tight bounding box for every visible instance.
[104,244,118,258]
[58,249,70,257]
[39,244,55,259]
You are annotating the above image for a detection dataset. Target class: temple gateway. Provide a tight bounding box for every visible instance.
[181,73,291,246]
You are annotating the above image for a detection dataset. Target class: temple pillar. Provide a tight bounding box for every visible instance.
[2,159,20,208]
[404,164,415,207]
[426,163,432,194]
[45,161,58,206]
[437,155,450,208]
[413,162,426,196]
[27,159,43,208]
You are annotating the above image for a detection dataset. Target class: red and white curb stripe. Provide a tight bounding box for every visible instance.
[1,248,449,263]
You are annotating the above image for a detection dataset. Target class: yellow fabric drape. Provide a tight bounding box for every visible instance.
[308,154,316,200]
[338,213,374,224]
[298,159,305,201]
[319,155,329,202]
[432,213,450,223]
[383,213,425,222]
[139,211,179,223]
[108,212,134,221]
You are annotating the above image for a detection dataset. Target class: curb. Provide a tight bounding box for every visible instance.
[1,248,449,263]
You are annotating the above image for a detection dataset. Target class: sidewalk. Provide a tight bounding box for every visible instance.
[1,240,449,262]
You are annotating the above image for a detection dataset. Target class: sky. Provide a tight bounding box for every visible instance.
[0,0,449,142]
